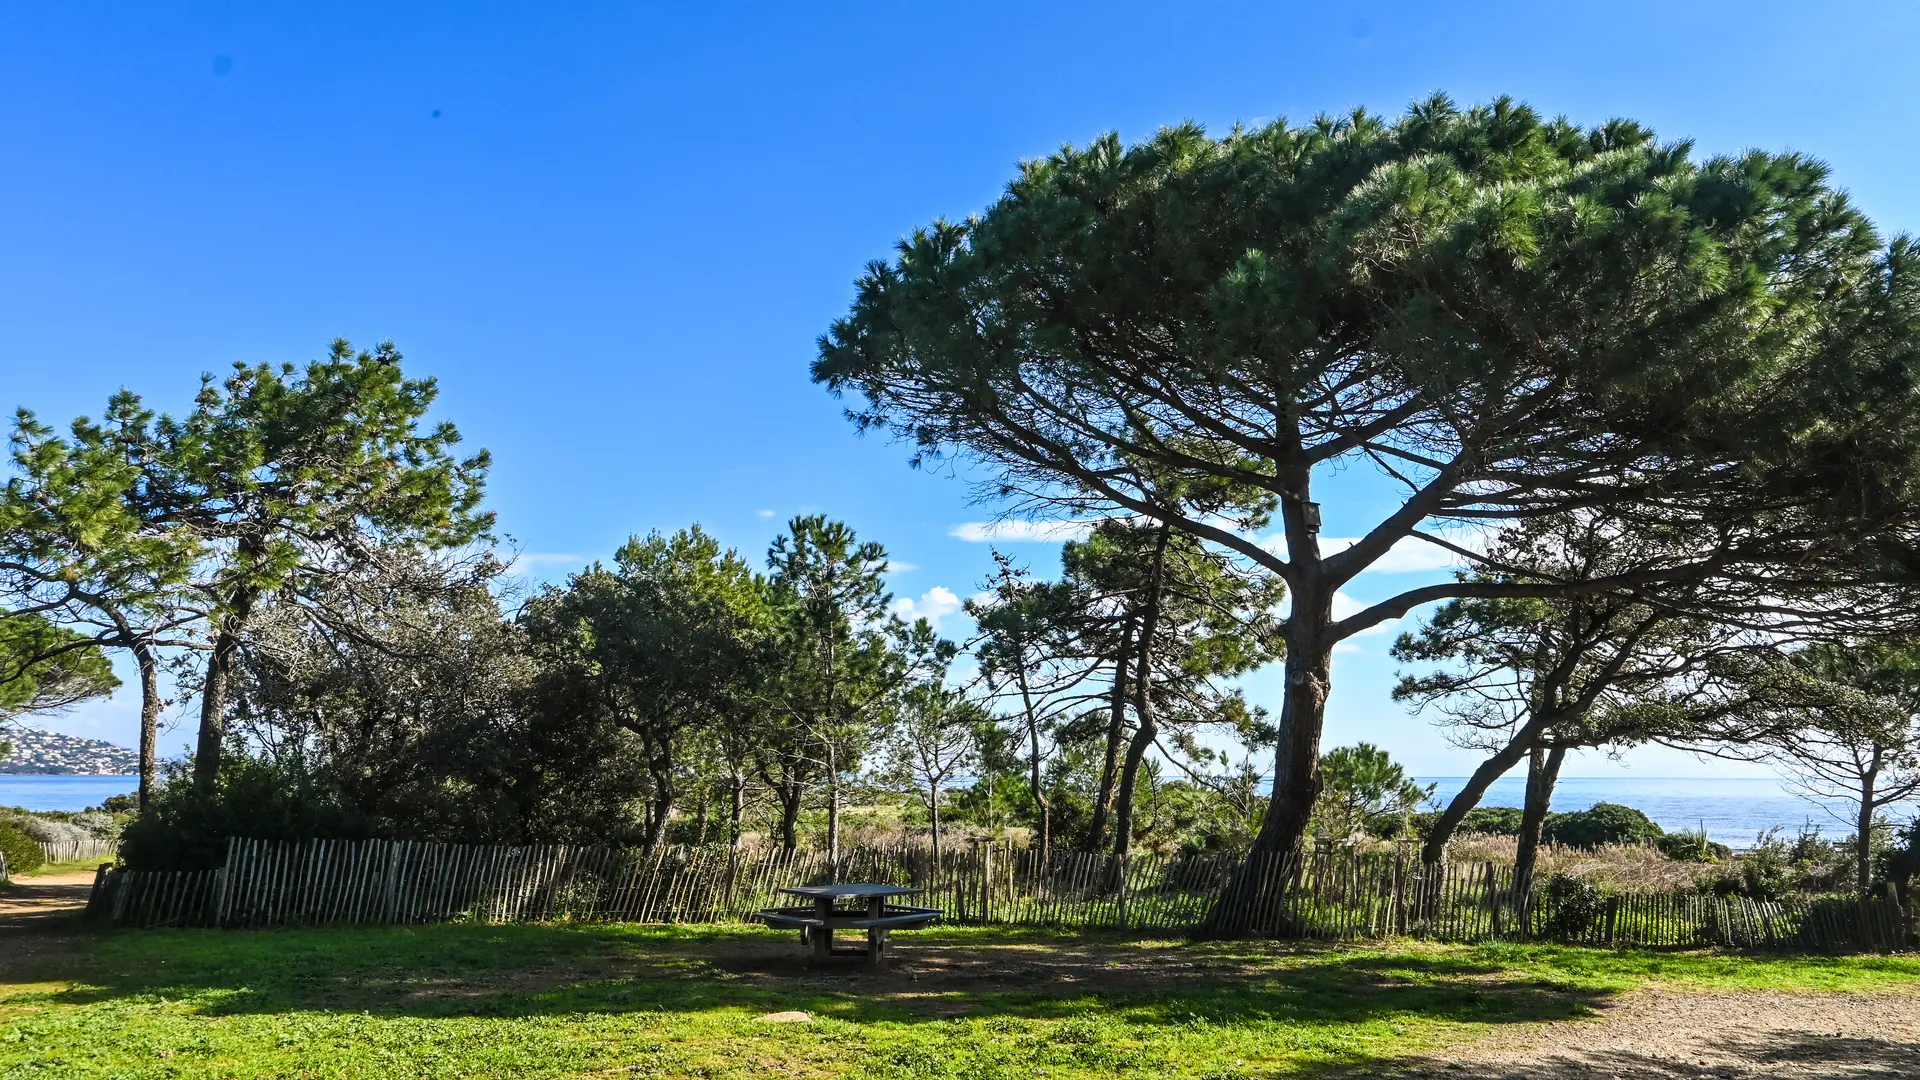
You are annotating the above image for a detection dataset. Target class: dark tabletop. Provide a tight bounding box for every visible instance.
[778,883,923,900]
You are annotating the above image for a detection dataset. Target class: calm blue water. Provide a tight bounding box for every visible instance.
[1418,775,1900,847]
[0,775,137,812]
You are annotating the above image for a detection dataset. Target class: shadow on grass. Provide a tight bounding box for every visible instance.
[8,919,1616,1034]
[1382,1030,1920,1079]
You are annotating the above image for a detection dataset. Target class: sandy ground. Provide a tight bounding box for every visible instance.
[1388,987,1920,1079]
[0,870,95,968]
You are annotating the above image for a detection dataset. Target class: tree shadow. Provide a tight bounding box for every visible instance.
[1376,1030,1919,1079]
[7,921,1618,1034]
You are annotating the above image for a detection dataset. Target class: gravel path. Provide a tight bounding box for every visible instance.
[1391,987,1920,1079]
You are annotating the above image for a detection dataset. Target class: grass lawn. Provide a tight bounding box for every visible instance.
[3,920,1917,1079]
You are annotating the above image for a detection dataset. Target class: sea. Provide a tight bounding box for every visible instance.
[2,774,1906,847]
[0,774,138,812]
[1418,775,1902,847]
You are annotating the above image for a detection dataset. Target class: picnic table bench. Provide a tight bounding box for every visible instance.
[754,883,940,968]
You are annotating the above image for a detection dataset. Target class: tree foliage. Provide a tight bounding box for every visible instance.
[815,93,1920,862]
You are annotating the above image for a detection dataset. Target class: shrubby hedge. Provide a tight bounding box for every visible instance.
[0,820,45,876]
[1541,803,1665,849]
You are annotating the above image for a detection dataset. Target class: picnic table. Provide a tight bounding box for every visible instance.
[754,884,940,968]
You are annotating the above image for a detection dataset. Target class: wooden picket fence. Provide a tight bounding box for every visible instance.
[38,837,118,864]
[84,837,1915,952]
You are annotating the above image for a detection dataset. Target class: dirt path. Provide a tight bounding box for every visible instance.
[1390,987,1920,1079]
[0,870,96,969]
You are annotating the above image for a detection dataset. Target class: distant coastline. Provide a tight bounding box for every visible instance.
[0,726,141,775]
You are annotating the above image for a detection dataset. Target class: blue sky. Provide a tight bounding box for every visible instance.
[6,1,1917,778]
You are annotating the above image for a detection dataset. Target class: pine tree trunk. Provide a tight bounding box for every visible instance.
[1016,669,1052,866]
[826,741,842,875]
[1857,758,1880,897]
[1421,715,1551,867]
[777,775,803,851]
[1514,745,1565,902]
[1205,567,1332,935]
[1087,619,1134,853]
[193,584,259,792]
[728,772,747,847]
[929,781,942,867]
[131,637,162,812]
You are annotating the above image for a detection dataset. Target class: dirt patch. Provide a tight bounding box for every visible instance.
[1387,987,1920,1079]
[0,871,97,971]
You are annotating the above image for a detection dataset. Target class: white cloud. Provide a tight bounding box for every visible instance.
[755,509,776,518]
[884,561,919,574]
[506,552,587,577]
[1332,590,1401,637]
[949,520,1095,543]
[892,586,962,630]
[1266,533,1482,574]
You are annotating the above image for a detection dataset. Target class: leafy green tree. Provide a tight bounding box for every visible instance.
[1314,743,1432,838]
[762,516,947,859]
[150,342,493,789]
[882,680,990,864]
[522,527,773,848]
[814,94,1920,872]
[966,553,1100,863]
[1390,515,1758,886]
[2,403,203,807]
[228,550,541,843]
[1059,519,1283,859]
[1,613,120,722]
[1751,641,1920,895]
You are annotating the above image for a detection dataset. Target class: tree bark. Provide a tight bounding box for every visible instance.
[1856,753,1880,897]
[1111,525,1170,863]
[1249,575,1334,863]
[1087,616,1134,852]
[193,584,258,791]
[727,770,747,847]
[774,773,804,851]
[825,740,842,874]
[928,779,942,866]
[105,606,164,812]
[1014,667,1052,866]
[1514,744,1566,902]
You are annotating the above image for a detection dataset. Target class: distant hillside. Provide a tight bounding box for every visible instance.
[0,726,140,775]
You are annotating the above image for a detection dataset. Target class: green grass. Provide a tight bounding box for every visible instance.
[19,858,109,878]
[2,921,1915,1079]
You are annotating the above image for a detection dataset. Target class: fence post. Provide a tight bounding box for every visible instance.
[980,841,994,925]
[213,836,234,927]
[1114,852,1130,931]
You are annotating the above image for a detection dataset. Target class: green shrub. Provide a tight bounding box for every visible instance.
[118,757,374,871]
[1459,806,1525,836]
[0,820,45,877]
[1542,802,1663,849]
[1655,829,1729,863]
[1716,826,1853,900]
[1538,873,1604,940]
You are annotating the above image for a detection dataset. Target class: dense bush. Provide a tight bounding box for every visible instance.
[4,815,90,845]
[1541,803,1664,849]
[1655,829,1730,862]
[1712,827,1852,900]
[0,820,45,876]
[1538,873,1605,940]
[117,758,377,871]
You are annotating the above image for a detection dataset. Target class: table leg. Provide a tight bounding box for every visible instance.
[867,896,886,969]
[812,898,833,963]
